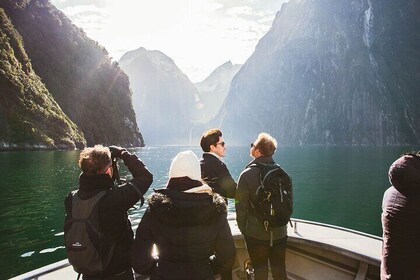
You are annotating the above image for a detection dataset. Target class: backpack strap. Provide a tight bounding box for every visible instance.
[246,162,272,229]
[71,190,107,219]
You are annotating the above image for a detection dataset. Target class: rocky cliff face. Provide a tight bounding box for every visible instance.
[1,0,144,147]
[0,8,85,150]
[219,0,420,145]
[194,61,242,124]
[119,47,198,144]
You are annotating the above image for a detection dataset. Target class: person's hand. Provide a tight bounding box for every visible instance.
[109,146,127,159]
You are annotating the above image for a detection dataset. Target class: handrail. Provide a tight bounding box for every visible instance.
[228,216,383,241]
[290,218,383,241]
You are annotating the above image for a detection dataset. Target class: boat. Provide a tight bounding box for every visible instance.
[10,218,382,280]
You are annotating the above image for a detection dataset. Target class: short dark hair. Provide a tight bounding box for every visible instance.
[200,129,222,152]
[254,133,277,157]
[79,145,111,175]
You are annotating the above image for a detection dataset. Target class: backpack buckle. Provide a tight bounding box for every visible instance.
[264,221,269,232]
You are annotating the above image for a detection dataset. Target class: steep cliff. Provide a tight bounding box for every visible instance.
[0,8,85,150]
[119,47,198,144]
[219,0,420,145]
[1,0,144,147]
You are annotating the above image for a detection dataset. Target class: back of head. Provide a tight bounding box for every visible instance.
[388,151,420,194]
[169,150,202,181]
[254,133,277,157]
[79,145,111,175]
[200,129,222,152]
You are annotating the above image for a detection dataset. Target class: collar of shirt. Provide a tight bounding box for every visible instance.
[204,152,223,161]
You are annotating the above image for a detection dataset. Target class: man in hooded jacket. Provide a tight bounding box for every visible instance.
[381,152,420,280]
[132,150,236,280]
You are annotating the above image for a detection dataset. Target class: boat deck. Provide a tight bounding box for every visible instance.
[10,219,382,280]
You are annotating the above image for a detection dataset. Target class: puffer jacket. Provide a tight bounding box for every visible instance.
[131,188,236,280]
[381,153,420,280]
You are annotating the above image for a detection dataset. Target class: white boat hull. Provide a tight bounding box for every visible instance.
[11,219,382,280]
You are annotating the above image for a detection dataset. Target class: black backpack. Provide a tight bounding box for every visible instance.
[64,190,115,276]
[248,162,293,231]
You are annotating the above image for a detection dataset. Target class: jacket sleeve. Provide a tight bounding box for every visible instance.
[213,218,236,280]
[235,171,249,234]
[111,152,153,212]
[131,210,157,275]
[123,152,153,195]
[217,171,237,199]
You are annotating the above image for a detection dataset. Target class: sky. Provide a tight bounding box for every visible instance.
[50,0,287,82]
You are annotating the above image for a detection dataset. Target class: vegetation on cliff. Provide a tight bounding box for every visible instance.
[0,8,85,150]
[1,0,144,149]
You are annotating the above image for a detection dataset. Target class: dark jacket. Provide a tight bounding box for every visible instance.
[131,187,236,280]
[235,156,288,241]
[381,154,420,280]
[65,152,153,278]
[200,153,236,199]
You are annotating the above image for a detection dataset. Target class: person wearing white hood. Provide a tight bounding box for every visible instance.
[132,150,236,280]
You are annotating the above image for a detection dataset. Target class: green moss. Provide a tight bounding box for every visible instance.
[0,8,86,150]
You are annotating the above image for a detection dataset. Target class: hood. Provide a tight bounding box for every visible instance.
[148,189,227,227]
[388,154,420,194]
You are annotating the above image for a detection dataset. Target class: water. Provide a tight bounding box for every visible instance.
[0,145,418,279]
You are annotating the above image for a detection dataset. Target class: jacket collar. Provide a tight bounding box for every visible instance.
[249,156,274,166]
[203,152,223,161]
[79,173,114,192]
[148,189,227,226]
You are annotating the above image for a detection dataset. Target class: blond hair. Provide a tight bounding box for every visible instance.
[254,133,277,156]
[79,145,111,175]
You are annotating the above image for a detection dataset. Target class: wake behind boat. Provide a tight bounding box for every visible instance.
[11,218,382,280]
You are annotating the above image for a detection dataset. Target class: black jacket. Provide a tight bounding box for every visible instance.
[381,154,420,280]
[65,152,153,278]
[132,188,236,280]
[235,156,289,241]
[200,153,236,199]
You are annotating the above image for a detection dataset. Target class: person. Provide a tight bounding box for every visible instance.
[381,151,420,280]
[131,150,236,280]
[65,145,153,280]
[200,129,237,201]
[235,133,290,280]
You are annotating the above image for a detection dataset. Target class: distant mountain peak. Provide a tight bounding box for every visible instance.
[120,47,184,78]
[193,61,242,124]
[119,48,199,144]
[197,61,241,85]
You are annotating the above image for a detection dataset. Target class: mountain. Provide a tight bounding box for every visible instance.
[194,61,242,123]
[1,0,144,147]
[0,8,85,150]
[218,0,420,145]
[119,47,199,144]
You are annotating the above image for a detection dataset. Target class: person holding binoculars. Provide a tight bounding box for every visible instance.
[64,145,153,280]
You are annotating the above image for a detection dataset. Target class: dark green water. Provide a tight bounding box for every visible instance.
[0,145,418,279]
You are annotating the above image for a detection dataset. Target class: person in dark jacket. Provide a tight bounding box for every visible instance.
[381,151,420,280]
[200,129,236,200]
[65,145,153,280]
[132,150,236,280]
[236,133,290,280]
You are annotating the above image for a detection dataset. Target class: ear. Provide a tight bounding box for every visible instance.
[209,144,217,152]
[254,148,263,158]
[104,166,112,176]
